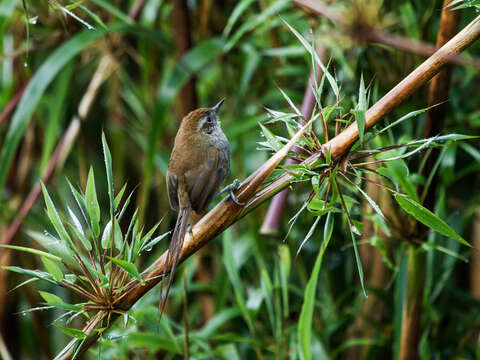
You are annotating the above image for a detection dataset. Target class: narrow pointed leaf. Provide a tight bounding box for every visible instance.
[394,195,469,247]
[41,183,75,251]
[102,132,114,217]
[108,257,143,283]
[298,213,334,360]
[2,266,57,284]
[86,167,101,237]
[42,258,63,281]
[101,218,123,250]
[54,324,86,339]
[0,244,61,262]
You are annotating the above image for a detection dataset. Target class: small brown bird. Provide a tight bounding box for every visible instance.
[161,99,241,315]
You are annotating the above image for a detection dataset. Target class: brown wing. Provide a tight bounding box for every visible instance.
[185,146,229,213]
[166,170,179,210]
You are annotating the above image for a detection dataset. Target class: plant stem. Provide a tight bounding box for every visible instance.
[399,246,425,360]
[260,44,326,235]
[399,2,461,358]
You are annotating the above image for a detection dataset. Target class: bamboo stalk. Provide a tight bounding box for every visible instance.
[400,2,461,359]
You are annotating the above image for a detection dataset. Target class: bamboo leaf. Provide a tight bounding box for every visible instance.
[101,218,123,250]
[349,227,367,297]
[298,213,334,360]
[39,290,64,304]
[278,245,291,318]
[1,266,57,284]
[394,195,469,247]
[0,244,61,262]
[258,122,283,152]
[54,324,86,339]
[114,183,127,211]
[86,167,101,237]
[297,216,321,255]
[102,132,114,218]
[108,257,143,283]
[281,18,339,97]
[67,207,92,251]
[41,183,76,252]
[223,0,256,37]
[42,258,63,281]
[354,73,367,143]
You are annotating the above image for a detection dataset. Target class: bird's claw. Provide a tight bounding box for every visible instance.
[218,179,245,206]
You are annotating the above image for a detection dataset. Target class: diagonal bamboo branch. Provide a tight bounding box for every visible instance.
[55,14,480,359]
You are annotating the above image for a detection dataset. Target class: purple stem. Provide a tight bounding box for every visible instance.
[260,47,326,235]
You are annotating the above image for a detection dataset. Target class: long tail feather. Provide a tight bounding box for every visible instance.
[159,207,191,321]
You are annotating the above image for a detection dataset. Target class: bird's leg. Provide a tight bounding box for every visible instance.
[218,179,244,206]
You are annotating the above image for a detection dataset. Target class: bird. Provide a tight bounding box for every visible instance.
[160,98,241,317]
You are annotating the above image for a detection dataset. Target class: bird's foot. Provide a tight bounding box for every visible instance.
[218,179,244,206]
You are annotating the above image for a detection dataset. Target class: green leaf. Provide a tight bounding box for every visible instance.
[353,110,366,144]
[297,216,321,255]
[1,266,57,284]
[67,207,92,251]
[349,226,367,297]
[114,183,127,211]
[277,86,302,117]
[278,245,291,318]
[298,213,334,360]
[367,107,431,142]
[27,230,76,268]
[41,183,75,252]
[102,132,114,218]
[78,5,108,30]
[223,0,256,37]
[54,324,86,339]
[394,195,469,247]
[0,244,61,262]
[258,122,282,152]
[108,257,143,283]
[41,258,63,281]
[0,28,107,198]
[101,218,123,250]
[48,300,83,312]
[225,0,290,51]
[354,73,367,143]
[86,167,101,237]
[39,290,64,304]
[67,180,90,230]
[282,18,339,97]
[88,0,133,25]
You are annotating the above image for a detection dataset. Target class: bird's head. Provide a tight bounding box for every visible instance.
[181,98,225,135]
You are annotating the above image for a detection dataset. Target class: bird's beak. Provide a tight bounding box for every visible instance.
[211,98,225,113]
